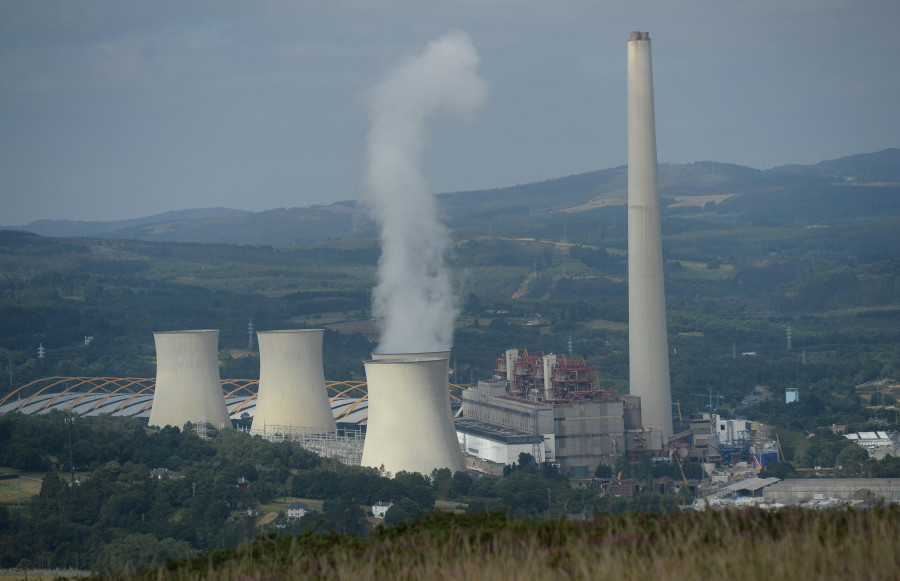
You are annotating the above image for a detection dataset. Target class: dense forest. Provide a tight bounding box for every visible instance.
[1,412,704,572]
[4,412,900,572]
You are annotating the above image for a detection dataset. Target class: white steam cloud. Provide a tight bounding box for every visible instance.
[361,30,487,354]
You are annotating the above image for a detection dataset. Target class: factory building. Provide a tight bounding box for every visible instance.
[456,349,662,477]
[361,354,465,476]
[627,31,674,437]
[251,329,336,435]
[148,330,231,430]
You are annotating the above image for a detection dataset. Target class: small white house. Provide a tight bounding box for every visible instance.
[287,501,309,520]
[372,501,393,519]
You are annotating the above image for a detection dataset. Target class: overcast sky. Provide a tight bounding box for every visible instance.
[2,0,898,225]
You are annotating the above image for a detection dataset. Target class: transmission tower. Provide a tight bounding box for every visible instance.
[786,325,792,351]
[37,343,45,360]
[247,318,255,350]
[195,414,209,439]
[567,335,574,355]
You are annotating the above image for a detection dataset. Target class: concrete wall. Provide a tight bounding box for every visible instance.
[763,479,900,501]
[554,400,625,475]
[462,382,555,434]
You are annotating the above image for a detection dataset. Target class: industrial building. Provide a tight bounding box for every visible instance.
[148,330,231,430]
[455,349,662,477]
[251,329,336,435]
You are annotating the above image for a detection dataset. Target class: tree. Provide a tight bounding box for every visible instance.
[836,445,869,477]
[384,498,423,527]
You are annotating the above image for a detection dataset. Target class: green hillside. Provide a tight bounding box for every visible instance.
[7,149,898,246]
[0,147,898,431]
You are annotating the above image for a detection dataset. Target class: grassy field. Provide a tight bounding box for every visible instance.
[0,474,43,506]
[258,497,326,513]
[95,506,900,581]
[584,319,628,331]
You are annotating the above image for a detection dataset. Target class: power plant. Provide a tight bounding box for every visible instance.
[361,355,466,476]
[148,330,231,430]
[251,329,336,434]
[627,31,674,437]
[455,349,664,477]
[3,31,696,482]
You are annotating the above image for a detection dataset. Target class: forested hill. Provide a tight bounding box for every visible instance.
[5,149,899,246]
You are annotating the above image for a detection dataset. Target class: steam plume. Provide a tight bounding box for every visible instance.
[362,31,487,353]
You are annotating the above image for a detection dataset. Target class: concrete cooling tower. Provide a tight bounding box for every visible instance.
[149,330,231,430]
[361,355,465,476]
[627,31,673,437]
[251,329,336,433]
[371,350,451,364]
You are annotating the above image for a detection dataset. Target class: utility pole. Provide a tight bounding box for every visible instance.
[67,417,75,486]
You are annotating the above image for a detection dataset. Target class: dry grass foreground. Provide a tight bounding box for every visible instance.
[92,507,899,581]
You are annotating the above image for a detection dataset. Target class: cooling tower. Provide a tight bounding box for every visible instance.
[627,31,673,437]
[149,330,231,430]
[370,350,452,391]
[361,356,465,476]
[371,350,451,364]
[251,329,336,433]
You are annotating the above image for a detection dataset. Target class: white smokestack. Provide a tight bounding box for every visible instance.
[627,31,674,437]
[361,30,487,354]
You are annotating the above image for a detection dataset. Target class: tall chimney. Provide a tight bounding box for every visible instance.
[627,31,673,437]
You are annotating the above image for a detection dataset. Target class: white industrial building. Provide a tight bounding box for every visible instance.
[845,431,893,449]
[456,417,551,466]
[361,354,465,476]
[251,329,336,434]
[456,375,638,478]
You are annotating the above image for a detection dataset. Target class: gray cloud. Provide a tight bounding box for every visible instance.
[1,0,898,224]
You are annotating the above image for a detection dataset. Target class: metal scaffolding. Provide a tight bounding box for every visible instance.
[247,425,364,466]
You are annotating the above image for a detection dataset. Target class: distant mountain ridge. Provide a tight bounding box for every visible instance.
[4,149,898,246]
[5,207,252,239]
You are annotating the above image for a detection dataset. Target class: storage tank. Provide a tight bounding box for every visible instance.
[149,330,231,430]
[361,355,464,476]
[251,329,336,434]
